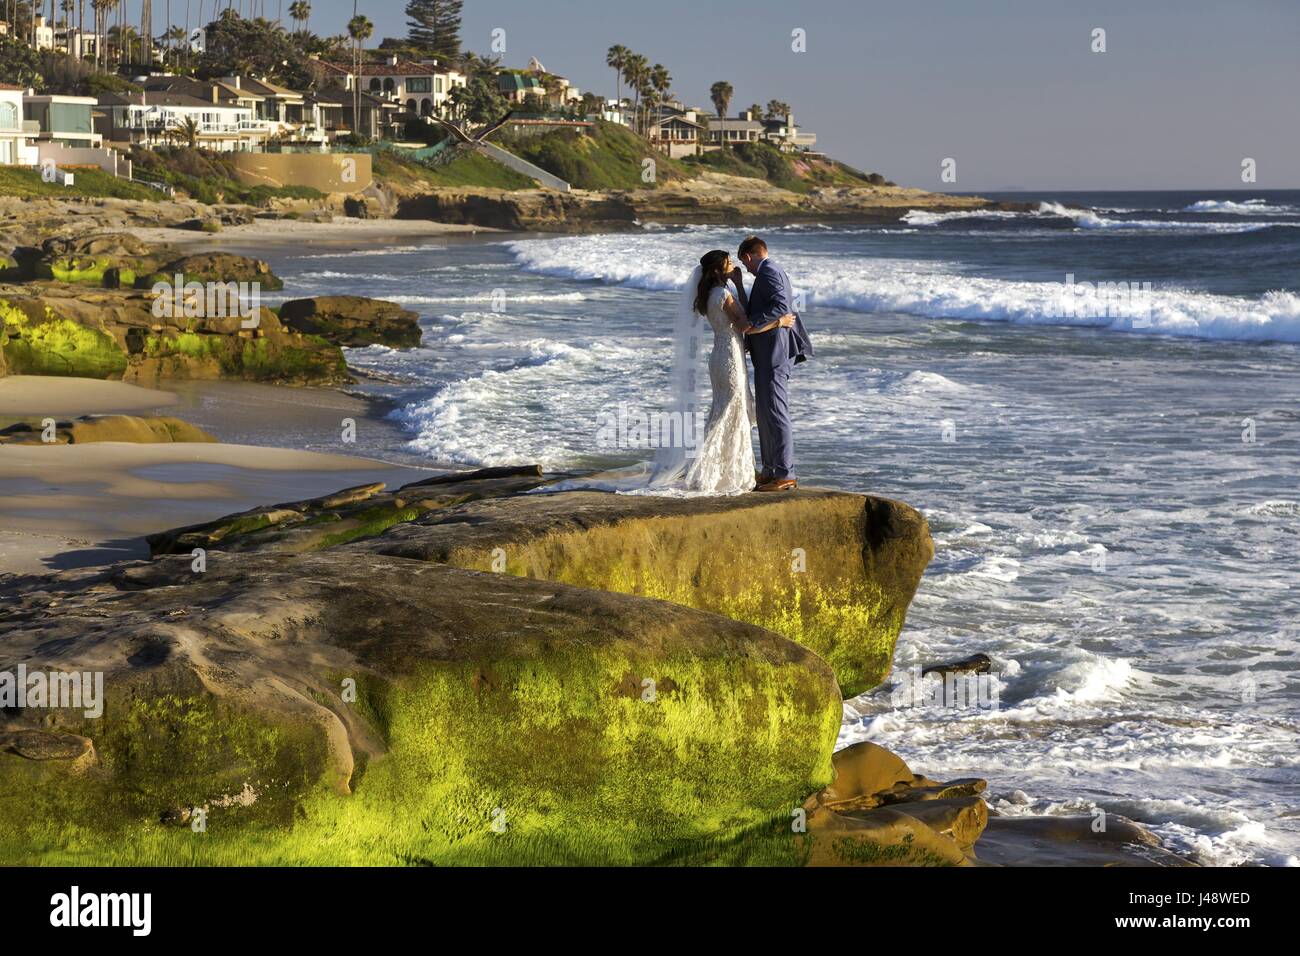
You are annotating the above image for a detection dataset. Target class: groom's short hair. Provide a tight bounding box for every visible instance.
[738,236,768,258]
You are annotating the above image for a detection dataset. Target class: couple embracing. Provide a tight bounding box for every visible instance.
[666,235,813,495]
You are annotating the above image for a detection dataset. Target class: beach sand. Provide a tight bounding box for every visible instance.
[131,216,499,249]
[0,375,433,576]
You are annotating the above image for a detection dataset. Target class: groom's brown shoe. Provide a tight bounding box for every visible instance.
[754,471,772,491]
[755,478,797,492]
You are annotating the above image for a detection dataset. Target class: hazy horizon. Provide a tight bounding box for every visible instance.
[116,1,1300,190]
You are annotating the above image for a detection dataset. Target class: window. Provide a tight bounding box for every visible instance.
[0,102,16,130]
[407,77,432,94]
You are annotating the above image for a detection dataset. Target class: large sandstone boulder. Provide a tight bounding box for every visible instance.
[33,233,180,288]
[0,530,843,866]
[148,477,935,697]
[0,414,216,444]
[279,295,422,348]
[0,286,348,385]
[142,252,285,292]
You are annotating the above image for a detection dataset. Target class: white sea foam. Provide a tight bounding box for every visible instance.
[508,235,1300,343]
[1183,198,1298,215]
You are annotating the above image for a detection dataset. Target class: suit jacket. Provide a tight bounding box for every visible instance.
[744,258,813,371]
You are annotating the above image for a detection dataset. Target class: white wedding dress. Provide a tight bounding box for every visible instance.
[679,284,757,494]
[538,267,757,498]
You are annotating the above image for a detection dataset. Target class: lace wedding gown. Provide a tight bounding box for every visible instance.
[681,285,757,494]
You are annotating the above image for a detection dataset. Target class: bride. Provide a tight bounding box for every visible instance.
[667,250,796,494]
[546,250,794,497]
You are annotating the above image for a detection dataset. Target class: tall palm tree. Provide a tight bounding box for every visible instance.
[347,13,373,137]
[605,44,629,116]
[288,0,308,33]
[621,53,647,135]
[710,81,735,149]
[709,81,733,120]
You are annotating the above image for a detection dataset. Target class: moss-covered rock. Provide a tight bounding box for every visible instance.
[0,549,842,866]
[0,297,130,378]
[0,289,349,386]
[368,490,933,697]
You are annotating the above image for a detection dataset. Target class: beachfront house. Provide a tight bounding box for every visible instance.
[321,56,466,120]
[760,111,818,152]
[648,106,705,158]
[0,84,39,166]
[496,70,546,107]
[97,87,271,151]
[22,94,102,148]
[315,86,405,142]
[705,110,764,147]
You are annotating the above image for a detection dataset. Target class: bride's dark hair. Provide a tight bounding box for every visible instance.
[694,250,731,316]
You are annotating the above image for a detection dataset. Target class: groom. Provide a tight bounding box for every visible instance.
[734,235,813,492]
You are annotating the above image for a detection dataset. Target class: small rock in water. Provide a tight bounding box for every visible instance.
[921,653,993,678]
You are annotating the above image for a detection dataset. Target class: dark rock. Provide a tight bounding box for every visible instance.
[922,653,993,678]
[278,296,422,348]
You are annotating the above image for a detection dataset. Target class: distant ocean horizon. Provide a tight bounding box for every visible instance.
[254,188,1300,866]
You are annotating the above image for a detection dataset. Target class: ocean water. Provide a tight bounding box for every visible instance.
[260,190,1300,866]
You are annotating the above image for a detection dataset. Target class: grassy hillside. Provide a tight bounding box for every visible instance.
[0,166,161,201]
[683,141,888,193]
[500,121,693,191]
[373,147,537,191]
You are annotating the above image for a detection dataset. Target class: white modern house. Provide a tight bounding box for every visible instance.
[98,89,271,151]
[22,94,102,148]
[0,84,39,166]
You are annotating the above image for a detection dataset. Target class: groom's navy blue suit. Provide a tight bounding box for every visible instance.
[744,258,812,481]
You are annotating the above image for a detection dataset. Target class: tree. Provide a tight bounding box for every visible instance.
[605,44,628,113]
[405,0,461,59]
[709,80,733,120]
[622,52,647,134]
[0,34,43,89]
[174,114,199,147]
[765,99,791,121]
[445,73,507,128]
[288,0,309,33]
[347,13,373,137]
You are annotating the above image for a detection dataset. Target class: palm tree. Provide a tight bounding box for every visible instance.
[347,13,373,138]
[621,53,647,134]
[175,115,199,148]
[710,81,734,121]
[288,0,308,33]
[605,44,629,116]
[765,99,791,121]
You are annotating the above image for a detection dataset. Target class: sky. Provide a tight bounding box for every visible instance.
[155,1,1300,189]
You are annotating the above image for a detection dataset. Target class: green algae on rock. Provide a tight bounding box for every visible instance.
[0,550,841,866]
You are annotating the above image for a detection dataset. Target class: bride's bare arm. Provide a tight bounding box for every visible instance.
[722,293,750,332]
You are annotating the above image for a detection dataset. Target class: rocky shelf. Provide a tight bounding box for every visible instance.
[0,468,1189,866]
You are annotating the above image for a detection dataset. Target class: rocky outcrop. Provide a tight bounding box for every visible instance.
[390,178,1028,233]
[0,234,285,295]
[140,252,284,292]
[0,414,216,444]
[793,741,1188,867]
[0,285,348,385]
[147,471,933,697]
[0,468,1189,866]
[0,477,852,866]
[279,295,422,348]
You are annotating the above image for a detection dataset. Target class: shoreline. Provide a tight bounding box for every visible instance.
[0,377,432,577]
